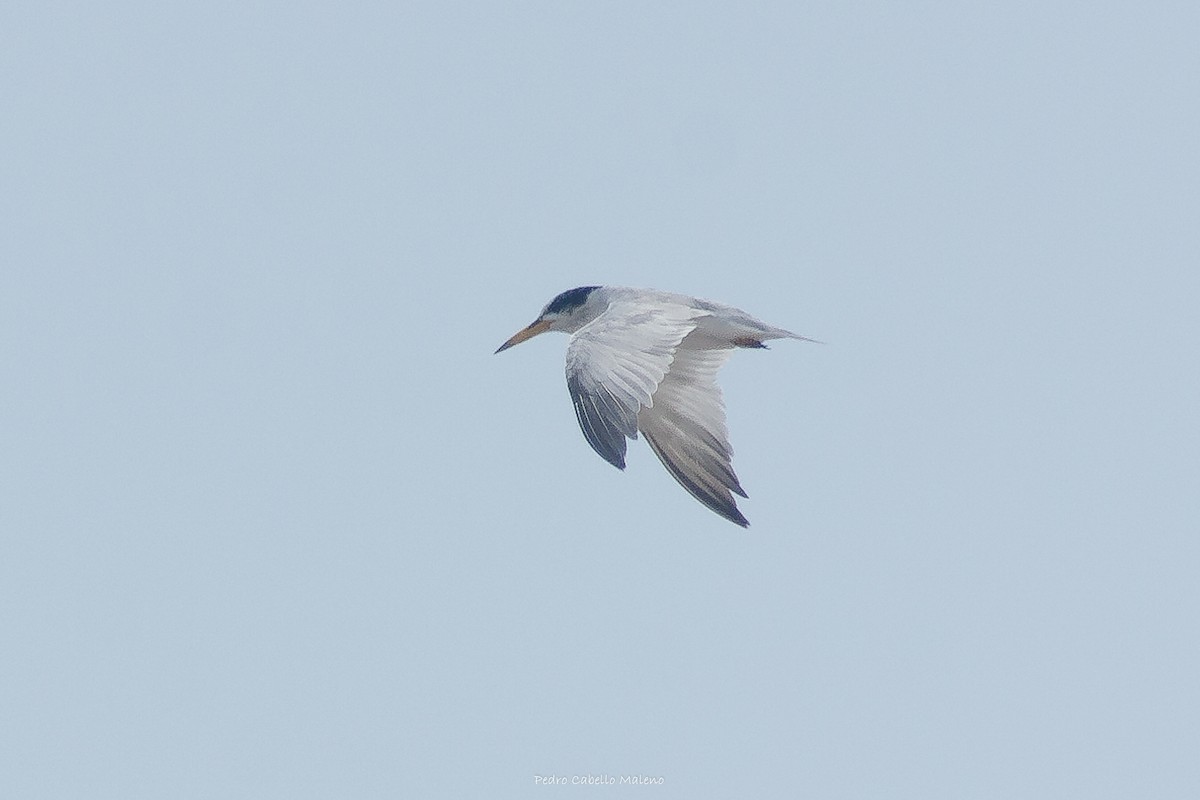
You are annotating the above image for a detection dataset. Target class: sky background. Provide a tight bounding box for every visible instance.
[3,1,1198,798]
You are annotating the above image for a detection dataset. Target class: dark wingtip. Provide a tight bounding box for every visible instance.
[712,500,750,527]
[593,447,626,471]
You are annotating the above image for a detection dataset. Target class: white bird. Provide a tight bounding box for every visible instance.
[495,286,811,527]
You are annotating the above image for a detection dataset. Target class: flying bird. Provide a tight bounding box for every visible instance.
[495,286,811,527]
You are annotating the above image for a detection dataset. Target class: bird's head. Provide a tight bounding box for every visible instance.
[495,286,603,353]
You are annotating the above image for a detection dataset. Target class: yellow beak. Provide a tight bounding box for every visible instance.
[495,318,553,353]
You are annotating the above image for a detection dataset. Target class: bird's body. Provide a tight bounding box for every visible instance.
[496,286,809,527]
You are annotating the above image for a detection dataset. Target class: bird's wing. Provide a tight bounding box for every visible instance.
[637,341,749,527]
[565,303,700,470]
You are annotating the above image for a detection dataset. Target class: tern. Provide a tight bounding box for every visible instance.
[496,286,811,527]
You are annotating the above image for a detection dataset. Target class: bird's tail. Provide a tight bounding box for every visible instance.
[771,327,823,345]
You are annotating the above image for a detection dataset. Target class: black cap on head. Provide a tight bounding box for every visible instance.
[543,286,599,316]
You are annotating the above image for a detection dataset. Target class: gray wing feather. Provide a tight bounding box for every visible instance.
[568,375,636,469]
[565,300,754,526]
[565,303,699,471]
[637,344,750,527]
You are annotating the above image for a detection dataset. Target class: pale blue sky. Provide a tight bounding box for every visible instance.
[3,2,1198,798]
